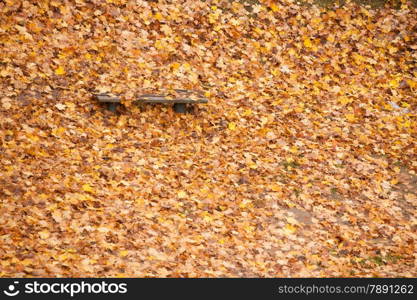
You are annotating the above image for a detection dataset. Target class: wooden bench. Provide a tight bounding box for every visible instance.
[94,89,208,113]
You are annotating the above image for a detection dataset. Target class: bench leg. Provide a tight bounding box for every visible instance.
[107,102,118,112]
[173,103,186,113]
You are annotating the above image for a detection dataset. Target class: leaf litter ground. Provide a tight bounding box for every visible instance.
[0,0,416,277]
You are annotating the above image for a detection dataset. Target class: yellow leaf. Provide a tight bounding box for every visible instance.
[406,79,417,89]
[154,12,163,21]
[311,17,321,26]
[171,62,180,71]
[51,210,62,222]
[242,109,252,116]
[389,78,399,89]
[239,199,251,209]
[27,134,39,142]
[400,119,411,128]
[52,127,66,137]
[55,66,65,75]
[177,191,187,199]
[244,224,255,233]
[160,24,172,35]
[82,184,94,193]
[208,12,220,24]
[182,62,191,71]
[303,38,312,48]
[388,45,398,54]
[400,101,410,108]
[154,40,164,50]
[285,201,295,208]
[327,35,335,43]
[21,259,33,266]
[289,146,298,154]
[253,27,263,36]
[0,69,9,77]
[247,161,257,169]
[270,3,279,12]
[352,53,365,64]
[202,212,213,222]
[119,250,129,257]
[272,99,282,105]
[390,178,398,185]
[338,96,353,106]
[270,184,281,192]
[288,48,296,56]
[358,134,369,144]
[39,230,50,239]
[228,122,237,131]
[283,223,297,234]
[294,104,304,113]
[135,199,145,207]
[345,113,356,122]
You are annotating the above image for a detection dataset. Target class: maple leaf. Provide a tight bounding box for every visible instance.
[38,230,50,239]
[303,38,313,48]
[177,191,187,199]
[82,184,94,193]
[228,122,237,131]
[270,3,279,12]
[55,103,66,111]
[55,66,65,75]
[1,97,12,110]
[283,224,297,235]
[345,113,356,122]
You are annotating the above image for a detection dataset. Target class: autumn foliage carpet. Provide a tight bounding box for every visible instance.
[0,0,416,277]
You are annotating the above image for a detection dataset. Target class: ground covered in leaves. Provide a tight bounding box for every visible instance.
[0,0,416,277]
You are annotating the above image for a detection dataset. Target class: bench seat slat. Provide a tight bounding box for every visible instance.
[95,94,208,104]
